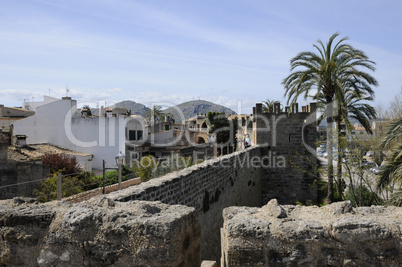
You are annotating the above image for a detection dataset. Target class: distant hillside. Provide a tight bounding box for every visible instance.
[90,100,236,121]
[111,100,147,116]
[163,100,237,122]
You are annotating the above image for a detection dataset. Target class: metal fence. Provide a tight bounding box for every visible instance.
[0,171,140,203]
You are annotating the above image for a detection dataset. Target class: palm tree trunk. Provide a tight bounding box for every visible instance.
[326,102,334,204]
[336,118,343,198]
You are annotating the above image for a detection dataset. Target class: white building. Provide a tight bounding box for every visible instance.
[23,95,59,111]
[0,105,35,131]
[13,97,145,169]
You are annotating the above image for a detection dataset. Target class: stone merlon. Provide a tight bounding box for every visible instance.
[221,199,402,266]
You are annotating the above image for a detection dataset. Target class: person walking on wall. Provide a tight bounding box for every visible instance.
[244,134,251,148]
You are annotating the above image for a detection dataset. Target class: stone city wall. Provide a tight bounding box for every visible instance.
[0,161,50,199]
[108,146,263,262]
[0,197,200,267]
[221,199,402,267]
[179,143,216,160]
[0,142,7,160]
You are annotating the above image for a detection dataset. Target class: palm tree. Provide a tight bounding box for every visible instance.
[282,33,378,203]
[377,117,402,206]
[262,99,275,112]
[262,99,282,113]
[145,105,164,124]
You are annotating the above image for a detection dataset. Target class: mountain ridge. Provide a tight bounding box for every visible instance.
[107,100,236,122]
[162,100,236,122]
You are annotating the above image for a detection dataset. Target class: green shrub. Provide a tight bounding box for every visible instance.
[95,165,134,186]
[33,172,83,203]
[78,171,101,190]
[344,185,383,207]
[135,156,155,182]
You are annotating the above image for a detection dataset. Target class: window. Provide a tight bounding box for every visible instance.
[137,130,143,140]
[129,130,136,141]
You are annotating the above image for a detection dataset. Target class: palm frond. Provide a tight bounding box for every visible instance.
[381,117,402,148]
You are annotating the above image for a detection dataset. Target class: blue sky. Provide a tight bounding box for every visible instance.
[1,0,401,114]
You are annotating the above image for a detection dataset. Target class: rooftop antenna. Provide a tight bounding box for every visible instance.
[66,84,70,97]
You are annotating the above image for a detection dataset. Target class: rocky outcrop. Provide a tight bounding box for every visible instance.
[0,197,200,267]
[221,199,402,266]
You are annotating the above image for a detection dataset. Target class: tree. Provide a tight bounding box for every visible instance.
[33,172,83,202]
[41,153,82,175]
[96,165,133,186]
[282,32,378,203]
[145,105,164,124]
[376,88,402,121]
[82,105,92,116]
[377,116,402,206]
[344,184,383,207]
[262,99,274,112]
[262,99,283,113]
[335,89,376,195]
[373,89,402,166]
[341,136,383,207]
[316,87,376,196]
[206,112,237,154]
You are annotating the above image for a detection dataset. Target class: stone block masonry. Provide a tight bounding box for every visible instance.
[221,199,402,266]
[253,102,318,205]
[0,162,50,199]
[108,146,263,262]
[0,197,200,267]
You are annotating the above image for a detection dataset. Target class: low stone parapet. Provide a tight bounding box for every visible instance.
[221,199,402,266]
[62,177,141,203]
[0,197,200,267]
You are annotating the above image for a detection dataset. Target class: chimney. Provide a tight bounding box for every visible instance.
[15,135,27,147]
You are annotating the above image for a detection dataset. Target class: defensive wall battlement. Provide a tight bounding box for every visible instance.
[221,199,402,266]
[0,197,200,267]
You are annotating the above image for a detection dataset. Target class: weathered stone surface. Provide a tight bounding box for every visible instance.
[261,198,287,218]
[221,200,402,267]
[0,197,200,267]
